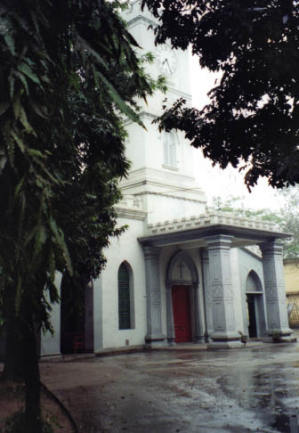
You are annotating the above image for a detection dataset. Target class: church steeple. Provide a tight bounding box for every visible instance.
[124,0,192,113]
[121,1,207,224]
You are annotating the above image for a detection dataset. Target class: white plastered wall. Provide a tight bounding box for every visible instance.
[98,216,147,350]
[40,272,62,356]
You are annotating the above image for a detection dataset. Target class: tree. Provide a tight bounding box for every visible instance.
[209,186,299,258]
[143,0,299,189]
[0,1,160,431]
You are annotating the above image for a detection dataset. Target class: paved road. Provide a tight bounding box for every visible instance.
[41,342,299,433]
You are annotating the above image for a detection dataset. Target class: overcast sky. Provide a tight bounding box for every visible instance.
[190,56,282,211]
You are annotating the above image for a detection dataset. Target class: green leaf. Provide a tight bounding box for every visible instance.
[18,63,41,85]
[19,106,35,135]
[4,32,16,56]
[31,102,48,119]
[97,68,145,128]
[27,148,47,159]
[0,102,10,116]
[13,98,21,119]
[9,76,15,98]
[14,71,29,95]
[77,35,110,72]
[49,217,73,276]
[14,177,25,198]
[10,129,25,153]
[33,225,48,258]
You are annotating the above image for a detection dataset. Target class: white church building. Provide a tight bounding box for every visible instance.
[39,1,293,357]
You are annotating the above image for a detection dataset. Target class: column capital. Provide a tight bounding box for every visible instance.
[260,239,284,256]
[201,247,209,261]
[142,245,161,260]
[204,234,234,249]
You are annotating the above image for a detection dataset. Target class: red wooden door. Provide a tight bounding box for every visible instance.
[172,286,192,343]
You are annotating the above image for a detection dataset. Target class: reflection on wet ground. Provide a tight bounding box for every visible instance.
[41,342,299,433]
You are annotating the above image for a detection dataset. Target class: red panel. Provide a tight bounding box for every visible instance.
[172,286,192,343]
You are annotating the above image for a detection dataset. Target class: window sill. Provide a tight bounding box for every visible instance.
[162,164,179,172]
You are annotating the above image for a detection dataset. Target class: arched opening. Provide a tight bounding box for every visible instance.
[60,274,94,354]
[245,271,265,338]
[118,262,134,330]
[166,251,201,343]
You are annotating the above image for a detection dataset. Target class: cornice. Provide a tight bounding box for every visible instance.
[131,190,206,204]
[145,211,287,237]
[116,206,146,221]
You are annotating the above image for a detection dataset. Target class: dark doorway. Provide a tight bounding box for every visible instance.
[60,275,94,354]
[247,294,257,338]
[172,285,192,343]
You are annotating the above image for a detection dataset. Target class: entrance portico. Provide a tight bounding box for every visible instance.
[166,250,203,344]
[140,212,293,348]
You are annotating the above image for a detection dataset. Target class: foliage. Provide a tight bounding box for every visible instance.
[0,0,159,431]
[210,186,299,258]
[143,0,299,189]
[0,0,155,336]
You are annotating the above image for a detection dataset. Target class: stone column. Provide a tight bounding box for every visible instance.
[260,240,292,340]
[193,283,204,343]
[143,246,165,346]
[201,248,212,342]
[205,235,241,349]
[166,283,175,344]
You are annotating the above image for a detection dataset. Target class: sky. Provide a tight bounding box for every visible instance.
[189,55,283,211]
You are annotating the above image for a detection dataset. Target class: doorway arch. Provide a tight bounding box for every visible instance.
[166,251,202,344]
[245,271,266,338]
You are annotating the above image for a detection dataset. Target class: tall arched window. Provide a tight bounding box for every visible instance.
[163,131,177,169]
[118,262,132,329]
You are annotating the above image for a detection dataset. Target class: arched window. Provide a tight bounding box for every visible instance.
[118,262,132,329]
[163,131,177,169]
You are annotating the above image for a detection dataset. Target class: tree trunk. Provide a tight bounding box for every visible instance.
[2,284,24,381]
[23,317,42,433]
[2,283,42,432]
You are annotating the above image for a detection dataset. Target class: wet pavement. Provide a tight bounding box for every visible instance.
[40,341,299,433]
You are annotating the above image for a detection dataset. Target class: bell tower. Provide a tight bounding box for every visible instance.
[121,1,207,224]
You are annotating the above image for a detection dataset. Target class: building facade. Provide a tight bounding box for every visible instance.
[38,1,294,357]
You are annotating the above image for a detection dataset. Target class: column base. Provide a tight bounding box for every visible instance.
[145,334,166,348]
[262,328,296,343]
[211,331,240,341]
[207,341,243,350]
[167,337,176,346]
[262,335,297,344]
[208,331,242,350]
[193,336,205,344]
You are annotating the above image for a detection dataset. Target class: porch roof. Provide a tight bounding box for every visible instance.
[139,212,290,248]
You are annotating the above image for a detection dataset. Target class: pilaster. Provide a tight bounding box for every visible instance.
[193,283,204,343]
[260,240,292,339]
[201,248,212,342]
[166,283,176,345]
[205,235,241,349]
[143,245,166,346]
